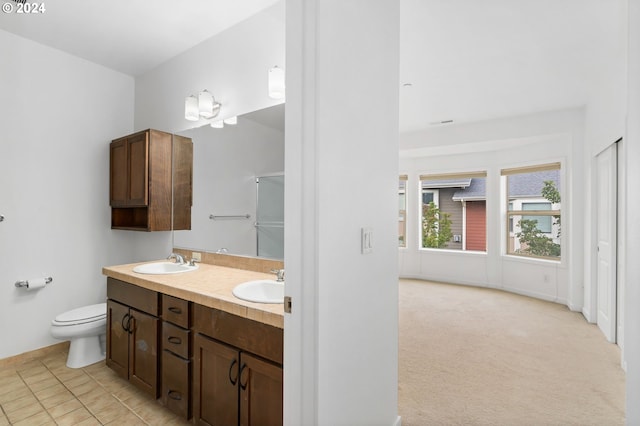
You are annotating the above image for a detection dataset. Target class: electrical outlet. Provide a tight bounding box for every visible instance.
[361,227,373,254]
[192,252,202,262]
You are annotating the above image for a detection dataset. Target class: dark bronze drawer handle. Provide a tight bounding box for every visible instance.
[167,336,182,345]
[167,390,182,401]
[229,358,238,385]
[168,306,182,314]
[239,363,248,390]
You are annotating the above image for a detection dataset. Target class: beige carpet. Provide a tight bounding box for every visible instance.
[398,279,625,426]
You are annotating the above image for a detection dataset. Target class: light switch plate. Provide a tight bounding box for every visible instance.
[361,227,373,254]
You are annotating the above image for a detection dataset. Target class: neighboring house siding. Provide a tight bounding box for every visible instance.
[439,188,462,250]
[466,200,486,251]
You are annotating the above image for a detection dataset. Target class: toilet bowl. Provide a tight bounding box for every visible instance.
[50,303,107,368]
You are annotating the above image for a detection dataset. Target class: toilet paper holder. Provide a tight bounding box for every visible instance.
[15,277,53,288]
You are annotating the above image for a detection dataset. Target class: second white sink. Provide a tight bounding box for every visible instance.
[232,280,284,304]
[133,262,199,275]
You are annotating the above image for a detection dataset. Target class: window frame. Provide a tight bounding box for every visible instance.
[502,162,562,261]
[399,175,408,248]
[418,171,487,253]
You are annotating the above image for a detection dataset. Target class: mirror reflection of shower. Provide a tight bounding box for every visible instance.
[256,174,284,259]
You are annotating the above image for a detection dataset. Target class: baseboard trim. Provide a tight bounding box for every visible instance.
[0,341,69,369]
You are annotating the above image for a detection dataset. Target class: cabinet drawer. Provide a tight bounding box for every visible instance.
[162,294,190,328]
[162,322,190,359]
[194,304,283,365]
[161,350,191,419]
[107,278,159,316]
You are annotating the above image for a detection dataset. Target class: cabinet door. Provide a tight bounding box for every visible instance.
[129,308,159,397]
[106,299,129,380]
[161,350,191,419]
[127,132,149,206]
[239,353,283,426]
[193,334,239,426]
[110,139,128,207]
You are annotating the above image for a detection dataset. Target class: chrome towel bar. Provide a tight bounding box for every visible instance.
[209,214,251,220]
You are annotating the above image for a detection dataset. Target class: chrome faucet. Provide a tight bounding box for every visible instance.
[167,253,185,264]
[271,269,285,282]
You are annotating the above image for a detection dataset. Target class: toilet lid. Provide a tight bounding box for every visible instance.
[53,303,106,326]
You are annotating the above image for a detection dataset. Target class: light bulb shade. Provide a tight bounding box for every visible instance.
[268,66,285,99]
[211,101,221,118]
[198,90,215,118]
[223,116,238,125]
[185,95,199,121]
[210,120,224,129]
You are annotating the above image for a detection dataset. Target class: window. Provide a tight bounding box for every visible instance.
[399,175,407,247]
[503,163,561,260]
[419,171,487,251]
[522,202,552,233]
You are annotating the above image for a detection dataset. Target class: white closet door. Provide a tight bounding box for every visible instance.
[596,143,618,343]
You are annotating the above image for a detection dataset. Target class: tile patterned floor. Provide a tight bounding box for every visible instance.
[0,348,191,425]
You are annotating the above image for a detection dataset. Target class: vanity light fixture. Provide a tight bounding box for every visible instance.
[223,116,237,125]
[185,89,221,121]
[210,120,224,129]
[268,66,285,99]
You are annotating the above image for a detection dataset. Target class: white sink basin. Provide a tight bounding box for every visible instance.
[232,280,284,304]
[133,262,199,275]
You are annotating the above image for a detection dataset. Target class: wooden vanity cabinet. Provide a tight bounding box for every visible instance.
[104,276,283,424]
[110,129,193,231]
[106,278,160,397]
[193,304,283,426]
[160,294,192,420]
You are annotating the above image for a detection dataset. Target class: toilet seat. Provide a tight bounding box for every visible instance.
[51,303,106,327]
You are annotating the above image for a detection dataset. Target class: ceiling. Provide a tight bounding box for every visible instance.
[0,0,280,76]
[0,0,620,133]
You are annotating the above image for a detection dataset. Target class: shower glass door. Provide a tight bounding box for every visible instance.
[256,175,284,259]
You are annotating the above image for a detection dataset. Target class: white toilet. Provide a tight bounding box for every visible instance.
[50,303,107,368]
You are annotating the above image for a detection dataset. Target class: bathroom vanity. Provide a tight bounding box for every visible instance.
[102,257,284,425]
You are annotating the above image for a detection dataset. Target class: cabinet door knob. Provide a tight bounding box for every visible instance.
[168,306,182,314]
[228,358,239,385]
[239,363,249,390]
[167,336,182,345]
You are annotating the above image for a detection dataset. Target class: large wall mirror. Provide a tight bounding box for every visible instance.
[172,103,285,259]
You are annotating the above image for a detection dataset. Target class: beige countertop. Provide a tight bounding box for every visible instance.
[102,261,284,329]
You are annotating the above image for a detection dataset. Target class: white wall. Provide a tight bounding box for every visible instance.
[399,108,585,309]
[625,0,640,422]
[172,117,284,256]
[134,1,285,134]
[0,30,147,359]
[285,1,400,424]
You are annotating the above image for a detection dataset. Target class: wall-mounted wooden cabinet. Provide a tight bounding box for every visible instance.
[110,129,192,231]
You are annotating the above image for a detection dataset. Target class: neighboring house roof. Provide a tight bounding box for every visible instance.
[448,170,560,201]
[421,178,471,189]
[452,178,486,201]
[507,170,560,198]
